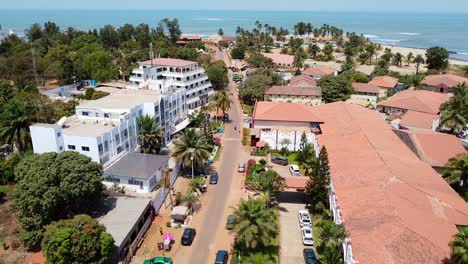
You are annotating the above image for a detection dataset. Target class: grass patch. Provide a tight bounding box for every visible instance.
[0,186,14,194]
[271,151,300,164]
[242,104,253,116]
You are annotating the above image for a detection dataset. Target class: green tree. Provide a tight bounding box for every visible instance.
[182,191,200,211]
[137,114,164,154]
[175,48,198,61]
[319,74,353,103]
[53,100,78,120]
[246,54,273,68]
[99,25,120,49]
[156,18,182,42]
[449,226,468,264]
[42,214,114,264]
[218,28,224,36]
[308,44,320,59]
[206,60,229,90]
[405,52,414,65]
[413,55,425,74]
[440,83,468,132]
[171,128,213,168]
[392,52,403,66]
[231,46,246,60]
[297,132,314,164]
[25,23,43,41]
[14,151,104,248]
[374,59,390,76]
[246,170,285,204]
[322,44,334,61]
[239,74,272,105]
[211,90,232,116]
[443,153,468,192]
[305,146,331,206]
[315,219,348,264]
[426,46,449,71]
[231,198,278,249]
[78,50,118,82]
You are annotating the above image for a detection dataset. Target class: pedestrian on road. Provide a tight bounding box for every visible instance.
[159,226,163,235]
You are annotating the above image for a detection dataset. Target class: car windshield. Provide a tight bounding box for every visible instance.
[304,229,312,234]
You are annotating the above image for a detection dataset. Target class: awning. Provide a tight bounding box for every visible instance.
[171,118,191,135]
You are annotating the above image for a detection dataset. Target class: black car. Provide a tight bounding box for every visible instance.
[271,156,289,166]
[181,228,196,246]
[214,250,229,264]
[210,171,219,184]
[303,248,318,264]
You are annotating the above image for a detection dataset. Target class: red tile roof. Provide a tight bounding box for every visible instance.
[290,74,318,87]
[394,129,466,168]
[399,110,439,130]
[139,58,197,67]
[377,90,452,115]
[179,35,202,41]
[222,36,237,42]
[352,82,380,94]
[422,74,468,88]
[302,65,336,76]
[261,53,294,65]
[312,102,468,264]
[284,176,309,189]
[253,101,322,123]
[368,76,399,89]
[265,85,321,97]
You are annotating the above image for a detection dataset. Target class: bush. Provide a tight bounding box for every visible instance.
[166,221,171,227]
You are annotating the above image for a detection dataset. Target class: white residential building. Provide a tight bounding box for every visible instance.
[128,58,214,109]
[30,85,188,165]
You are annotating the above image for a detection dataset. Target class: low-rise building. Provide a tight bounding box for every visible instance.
[262,53,294,67]
[368,75,399,97]
[377,90,452,131]
[128,58,214,109]
[421,73,468,93]
[289,74,318,87]
[176,35,202,45]
[302,65,337,80]
[264,85,321,106]
[350,82,380,105]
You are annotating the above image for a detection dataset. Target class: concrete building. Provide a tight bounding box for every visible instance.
[302,65,338,80]
[128,58,214,109]
[30,87,187,165]
[421,73,468,93]
[103,153,170,193]
[350,82,380,105]
[265,75,322,106]
[368,75,399,97]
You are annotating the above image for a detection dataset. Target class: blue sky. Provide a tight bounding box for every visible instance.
[2,0,468,12]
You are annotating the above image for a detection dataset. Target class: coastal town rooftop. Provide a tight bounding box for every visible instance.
[351,82,380,94]
[289,74,318,86]
[78,89,161,111]
[368,75,399,88]
[265,85,321,97]
[312,102,468,263]
[252,101,322,123]
[302,65,336,76]
[377,90,452,114]
[422,73,468,88]
[261,53,294,65]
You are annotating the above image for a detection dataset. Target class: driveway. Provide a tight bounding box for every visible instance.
[277,191,314,264]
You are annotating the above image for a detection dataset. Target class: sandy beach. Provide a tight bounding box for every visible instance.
[381,45,468,66]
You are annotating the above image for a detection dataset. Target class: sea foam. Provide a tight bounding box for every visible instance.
[399,32,420,36]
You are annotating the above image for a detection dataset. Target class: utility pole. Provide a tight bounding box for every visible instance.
[30,42,39,87]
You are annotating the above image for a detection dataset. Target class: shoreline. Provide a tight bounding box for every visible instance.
[379,44,468,66]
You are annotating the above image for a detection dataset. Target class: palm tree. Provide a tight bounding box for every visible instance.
[449,226,468,264]
[443,153,468,189]
[440,84,467,133]
[293,51,304,71]
[413,55,425,74]
[212,90,232,116]
[0,98,35,153]
[182,191,199,212]
[231,198,278,249]
[137,114,164,154]
[246,170,285,207]
[405,52,414,65]
[393,52,403,66]
[171,128,213,168]
[308,44,320,59]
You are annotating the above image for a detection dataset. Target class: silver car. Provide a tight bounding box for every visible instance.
[238,162,246,172]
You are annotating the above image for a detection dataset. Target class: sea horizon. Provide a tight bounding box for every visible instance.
[1,9,467,61]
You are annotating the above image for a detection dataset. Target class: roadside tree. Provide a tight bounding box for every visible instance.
[137,114,164,154]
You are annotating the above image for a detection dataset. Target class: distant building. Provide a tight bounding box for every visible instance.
[265,74,322,107]
[421,73,468,93]
[289,74,318,87]
[262,53,294,67]
[128,58,214,109]
[350,82,380,105]
[176,35,202,45]
[302,65,338,80]
[377,90,452,131]
[368,75,399,97]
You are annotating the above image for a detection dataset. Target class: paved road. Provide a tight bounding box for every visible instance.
[189,48,244,263]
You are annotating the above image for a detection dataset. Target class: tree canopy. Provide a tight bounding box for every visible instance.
[318,73,353,103]
[426,46,449,71]
[206,60,229,90]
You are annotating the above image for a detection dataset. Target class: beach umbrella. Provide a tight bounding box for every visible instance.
[162,233,174,241]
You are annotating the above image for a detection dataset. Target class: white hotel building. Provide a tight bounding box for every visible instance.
[129,58,214,109]
[30,79,188,165]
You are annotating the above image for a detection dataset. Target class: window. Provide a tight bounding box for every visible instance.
[115,134,120,143]
[104,113,110,118]
[117,146,123,154]
[59,146,63,151]
[138,109,143,115]
[105,177,120,183]
[57,132,61,137]
[104,140,109,152]
[98,144,103,154]
[128,178,144,187]
[82,146,90,151]
[67,145,76,150]
[82,111,89,116]
[123,129,128,138]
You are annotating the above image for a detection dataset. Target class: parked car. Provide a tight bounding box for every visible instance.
[271,156,288,166]
[301,227,314,246]
[303,249,318,264]
[214,250,229,264]
[210,171,219,184]
[143,256,173,264]
[289,164,301,176]
[238,162,246,172]
[226,214,237,230]
[181,228,196,246]
[223,113,229,122]
[298,209,312,227]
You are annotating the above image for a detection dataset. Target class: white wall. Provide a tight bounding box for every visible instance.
[350,93,378,105]
[254,120,311,129]
[30,125,63,154]
[63,135,100,162]
[260,130,317,151]
[265,95,322,106]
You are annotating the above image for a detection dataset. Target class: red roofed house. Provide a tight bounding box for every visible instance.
[393,129,466,171]
[311,102,468,264]
[264,74,322,106]
[350,82,380,105]
[262,53,294,67]
[368,75,399,97]
[377,90,452,131]
[176,35,202,44]
[302,65,338,80]
[251,101,322,150]
[422,73,468,93]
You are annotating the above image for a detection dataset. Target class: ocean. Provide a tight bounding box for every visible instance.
[1,9,467,61]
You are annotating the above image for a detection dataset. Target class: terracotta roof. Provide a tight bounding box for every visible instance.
[222,36,237,42]
[265,86,321,97]
[394,129,466,168]
[302,65,336,76]
[261,53,294,65]
[290,74,318,87]
[377,90,452,115]
[399,110,439,130]
[252,101,322,123]
[284,176,309,189]
[352,82,380,94]
[312,102,468,264]
[179,35,202,40]
[368,76,399,89]
[139,58,197,67]
[422,74,468,88]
